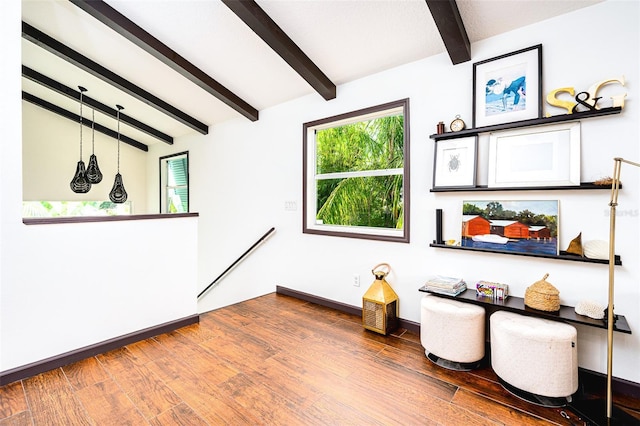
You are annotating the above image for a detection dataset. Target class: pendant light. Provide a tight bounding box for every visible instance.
[109,105,128,203]
[70,86,91,193]
[86,107,103,183]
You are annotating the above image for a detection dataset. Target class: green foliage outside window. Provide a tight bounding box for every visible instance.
[315,115,404,229]
[22,201,131,217]
[167,157,188,213]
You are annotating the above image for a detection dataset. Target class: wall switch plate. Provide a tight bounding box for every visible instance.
[353,274,360,287]
[284,201,297,211]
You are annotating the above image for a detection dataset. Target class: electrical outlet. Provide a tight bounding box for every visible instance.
[284,201,297,211]
[353,274,360,287]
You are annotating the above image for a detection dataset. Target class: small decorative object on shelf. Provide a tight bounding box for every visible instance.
[524,273,560,312]
[575,300,605,320]
[450,115,466,132]
[565,232,584,256]
[476,280,509,300]
[546,76,626,115]
[436,121,445,134]
[435,209,443,244]
[583,240,608,260]
[594,176,614,186]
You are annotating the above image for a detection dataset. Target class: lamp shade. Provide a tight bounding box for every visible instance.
[86,154,103,183]
[109,173,127,203]
[70,160,91,193]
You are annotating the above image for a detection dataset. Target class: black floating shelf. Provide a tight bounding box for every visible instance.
[430,107,622,141]
[418,288,631,334]
[429,243,622,265]
[430,182,617,193]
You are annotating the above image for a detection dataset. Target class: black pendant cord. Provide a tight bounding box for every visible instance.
[86,107,103,184]
[91,108,95,155]
[70,86,91,193]
[79,89,83,160]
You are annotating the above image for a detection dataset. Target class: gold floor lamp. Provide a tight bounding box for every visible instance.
[571,157,639,425]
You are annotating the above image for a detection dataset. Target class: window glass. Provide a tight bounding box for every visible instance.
[303,99,409,242]
[160,152,189,213]
[22,201,131,217]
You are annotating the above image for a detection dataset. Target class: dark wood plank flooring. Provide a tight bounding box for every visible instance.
[1,293,638,425]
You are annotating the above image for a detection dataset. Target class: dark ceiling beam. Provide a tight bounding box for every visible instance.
[425,0,471,65]
[22,66,173,145]
[221,0,336,101]
[69,0,259,122]
[22,21,209,135]
[22,91,148,152]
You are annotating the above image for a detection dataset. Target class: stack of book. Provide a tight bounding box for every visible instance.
[423,276,466,296]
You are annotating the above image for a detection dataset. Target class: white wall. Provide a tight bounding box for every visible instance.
[148,119,284,311]
[187,1,640,383]
[1,217,199,371]
[22,102,148,213]
[0,0,22,372]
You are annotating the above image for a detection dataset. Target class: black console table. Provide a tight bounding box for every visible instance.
[418,288,631,334]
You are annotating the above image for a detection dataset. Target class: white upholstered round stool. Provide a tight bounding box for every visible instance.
[420,294,485,370]
[490,311,578,407]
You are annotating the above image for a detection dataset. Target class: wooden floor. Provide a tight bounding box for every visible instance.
[1,293,638,425]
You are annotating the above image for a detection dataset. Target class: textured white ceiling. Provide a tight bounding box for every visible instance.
[21,0,602,145]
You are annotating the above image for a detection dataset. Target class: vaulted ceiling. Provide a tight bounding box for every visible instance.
[21,0,602,150]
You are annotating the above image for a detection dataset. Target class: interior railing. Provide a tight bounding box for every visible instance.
[197,227,276,299]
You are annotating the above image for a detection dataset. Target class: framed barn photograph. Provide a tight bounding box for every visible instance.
[461,200,559,256]
[488,122,581,188]
[473,45,542,128]
[432,136,477,189]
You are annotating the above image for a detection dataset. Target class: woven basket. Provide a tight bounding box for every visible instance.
[524,273,560,312]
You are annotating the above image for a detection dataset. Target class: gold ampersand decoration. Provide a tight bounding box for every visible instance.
[546,76,626,115]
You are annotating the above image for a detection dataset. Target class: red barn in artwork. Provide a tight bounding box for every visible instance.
[490,220,530,239]
[529,225,551,239]
[462,215,490,237]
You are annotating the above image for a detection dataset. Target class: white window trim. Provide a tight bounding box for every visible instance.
[316,168,403,181]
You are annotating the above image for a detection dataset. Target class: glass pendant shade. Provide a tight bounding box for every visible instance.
[70,160,91,193]
[109,172,128,203]
[86,108,103,183]
[70,86,91,193]
[109,104,127,203]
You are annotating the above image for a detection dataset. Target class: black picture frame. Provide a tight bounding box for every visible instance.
[472,44,543,128]
[432,136,478,189]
